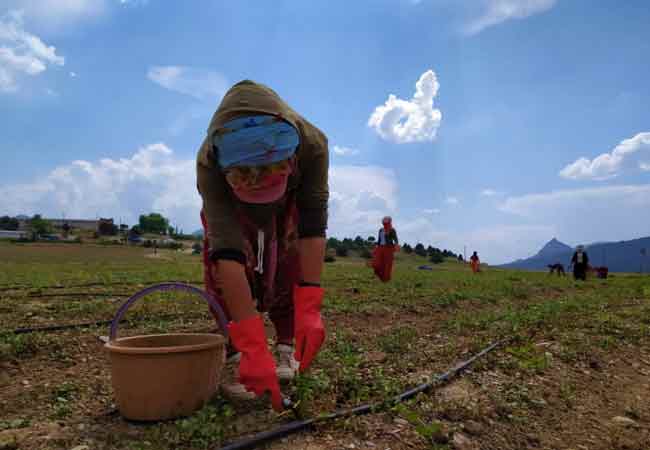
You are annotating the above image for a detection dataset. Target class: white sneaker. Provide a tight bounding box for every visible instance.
[276,344,299,383]
[220,353,256,402]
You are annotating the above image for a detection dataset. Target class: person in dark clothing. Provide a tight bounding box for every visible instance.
[547,263,566,276]
[371,216,399,282]
[570,245,589,280]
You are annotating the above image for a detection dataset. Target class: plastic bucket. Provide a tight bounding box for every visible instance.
[105,283,229,421]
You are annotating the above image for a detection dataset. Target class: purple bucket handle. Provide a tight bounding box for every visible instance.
[109,282,229,341]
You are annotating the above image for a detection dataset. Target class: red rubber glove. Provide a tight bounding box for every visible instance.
[293,285,325,372]
[228,315,283,411]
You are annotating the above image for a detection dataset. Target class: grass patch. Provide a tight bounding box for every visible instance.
[378,326,418,354]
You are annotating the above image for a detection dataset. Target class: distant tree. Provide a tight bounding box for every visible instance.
[129,225,142,237]
[414,243,427,257]
[428,246,445,264]
[367,236,375,243]
[119,224,129,233]
[167,226,175,236]
[335,246,349,257]
[402,243,413,254]
[29,214,51,236]
[98,219,118,236]
[324,250,336,263]
[0,216,19,230]
[139,213,169,234]
[429,252,445,264]
[326,237,341,249]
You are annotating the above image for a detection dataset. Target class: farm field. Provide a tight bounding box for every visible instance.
[1,243,650,450]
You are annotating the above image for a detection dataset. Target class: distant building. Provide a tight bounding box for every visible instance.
[0,230,28,240]
[17,218,103,232]
[50,219,101,231]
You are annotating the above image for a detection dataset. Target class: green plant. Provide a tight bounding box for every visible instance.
[393,404,449,447]
[0,333,41,360]
[378,327,417,354]
[292,371,331,416]
[0,419,30,431]
[174,401,234,449]
[505,344,549,373]
[559,381,576,407]
[50,381,79,419]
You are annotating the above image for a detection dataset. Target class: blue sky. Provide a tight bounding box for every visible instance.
[1,0,649,263]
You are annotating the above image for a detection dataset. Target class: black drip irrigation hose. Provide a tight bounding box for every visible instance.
[214,340,503,450]
[9,282,222,335]
[0,280,204,292]
[12,318,119,334]
[10,313,209,335]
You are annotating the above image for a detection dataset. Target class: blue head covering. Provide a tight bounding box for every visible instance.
[212,115,300,169]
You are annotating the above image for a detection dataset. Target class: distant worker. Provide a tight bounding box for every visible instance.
[371,216,399,282]
[470,251,480,273]
[197,80,328,411]
[547,263,566,276]
[570,245,589,280]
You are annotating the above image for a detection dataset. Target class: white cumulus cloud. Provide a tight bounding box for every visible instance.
[3,0,107,30]
[396,216,555,265]
[0,147,400,238]
[332,145,360,156]
[0,10,64,93]
[120,0,149,5]
[147,66,229,101]
[445,196,459,205]
[328,165,398,238]
[480,189,503,196]
[0,143,200,231]
[465,0,557,35]
[499,184,650,245]
[368,70,442,144]
[559,132,650,180]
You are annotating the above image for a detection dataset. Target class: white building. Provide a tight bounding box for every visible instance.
[0,230,28,239]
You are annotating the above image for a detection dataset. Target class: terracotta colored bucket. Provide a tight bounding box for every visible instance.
[105,283,228,421]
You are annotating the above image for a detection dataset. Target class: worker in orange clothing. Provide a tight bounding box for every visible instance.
[469,251,480,273]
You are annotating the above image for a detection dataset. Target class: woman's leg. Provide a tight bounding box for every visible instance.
[265,202,300,346]
[374,247,386,280]
[382,247,395,282]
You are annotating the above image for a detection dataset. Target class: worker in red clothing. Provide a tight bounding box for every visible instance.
[371,216,399,282]
[470,251,480,273]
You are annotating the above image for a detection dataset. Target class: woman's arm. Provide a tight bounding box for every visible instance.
[295,121,329,284]
[197,138,255,321]
[299,237,326,284]
[210,260,257,321]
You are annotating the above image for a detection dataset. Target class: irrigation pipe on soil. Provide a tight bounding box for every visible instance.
[11,313,206,335]
[10,282,226,336]
[214,340,503,450]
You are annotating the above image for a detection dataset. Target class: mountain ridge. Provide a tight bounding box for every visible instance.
[499,236,650,273]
